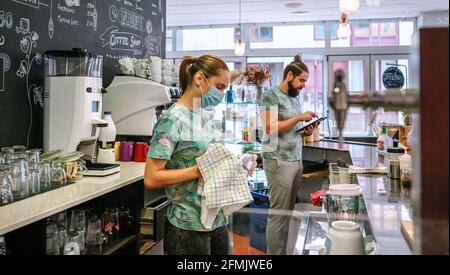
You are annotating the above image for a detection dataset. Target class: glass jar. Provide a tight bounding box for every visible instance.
[385,147,405,166]
[235,84,244,103]
[51,161,67,186]
[244,84,257,103]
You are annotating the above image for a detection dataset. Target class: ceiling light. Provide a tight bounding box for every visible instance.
[337,13,352,39]
[234,38,246,56]
[339,0,360,14]
[234,0,245,56]
[337,23,351,39]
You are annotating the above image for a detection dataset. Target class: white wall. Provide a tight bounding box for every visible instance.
[418,10,449,28]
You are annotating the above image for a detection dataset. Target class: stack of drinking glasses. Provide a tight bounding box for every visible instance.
[85,214,104,255]
[44,206,135,255]
[46,209,87,255]
[0,145,75,205]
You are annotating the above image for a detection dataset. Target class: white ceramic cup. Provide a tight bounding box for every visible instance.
[134,60,150,78]
[327,220,365,255]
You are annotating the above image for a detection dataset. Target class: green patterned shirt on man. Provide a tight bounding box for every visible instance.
[259,87,303,161]
[147,104,227,232]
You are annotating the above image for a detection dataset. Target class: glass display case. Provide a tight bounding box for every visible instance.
[214,102,262,145]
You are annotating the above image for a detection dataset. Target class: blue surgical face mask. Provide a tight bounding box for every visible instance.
[201,78,224,109]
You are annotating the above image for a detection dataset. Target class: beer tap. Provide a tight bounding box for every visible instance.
[328,69,420,148]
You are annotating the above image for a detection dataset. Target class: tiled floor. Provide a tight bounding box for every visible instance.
[232,233,266,255]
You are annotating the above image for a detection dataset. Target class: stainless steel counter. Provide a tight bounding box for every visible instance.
[295,140,412,255]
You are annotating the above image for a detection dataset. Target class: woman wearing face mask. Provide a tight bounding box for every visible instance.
[144,55,231,255]
[259,54,318,255]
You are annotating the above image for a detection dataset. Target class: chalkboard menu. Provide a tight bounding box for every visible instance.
[382,66,405,89]
[0,0,166,148]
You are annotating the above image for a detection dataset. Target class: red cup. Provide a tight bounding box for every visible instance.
[133,142,149,162]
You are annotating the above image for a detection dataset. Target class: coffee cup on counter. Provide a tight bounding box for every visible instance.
[97,148,116,164]
[119,142,134,162]
[133,142,149,162]
[114,142,121,161]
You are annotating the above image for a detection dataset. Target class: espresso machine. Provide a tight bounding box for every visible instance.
[103,76,172,136]
[43,48,120,176]
[43,48,107,155]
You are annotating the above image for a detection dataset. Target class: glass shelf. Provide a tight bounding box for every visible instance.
[215,119,250,123]
[220,102,258,105]
[223,140,259,145]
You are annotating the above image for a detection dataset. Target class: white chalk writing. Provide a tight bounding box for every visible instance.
[57,3,76,14]
[0,11,13,29]
[57,15,79,26]
[119,7,144,32]
[100,26,143,54]
[12,0,39,9]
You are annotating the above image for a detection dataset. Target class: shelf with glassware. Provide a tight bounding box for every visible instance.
[1,172,146,255]
[214,99,263,146]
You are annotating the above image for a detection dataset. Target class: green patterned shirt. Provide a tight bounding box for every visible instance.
[259,87,303,161]
[147,104,227,232]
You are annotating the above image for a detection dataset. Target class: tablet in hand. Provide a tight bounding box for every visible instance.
[296,116,328,133]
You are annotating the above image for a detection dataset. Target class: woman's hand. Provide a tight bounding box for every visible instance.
[194,165,204,182]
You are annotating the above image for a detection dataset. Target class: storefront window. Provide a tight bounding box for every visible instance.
[331,60,368,135]
[302,60,325,118]
[374,58,409,125]
[250,24,325,49]
[166,30,173,52]
[246,57,325,119]
[176,27,235,51]
[331,20,415,47]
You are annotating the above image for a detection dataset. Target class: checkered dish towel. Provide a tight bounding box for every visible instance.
[196,143,254,229]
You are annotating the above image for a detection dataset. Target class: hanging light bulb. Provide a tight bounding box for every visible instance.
[339,0,360,14]
[337,13,352,39]
[234,37,246,56]
[234,0,245,56]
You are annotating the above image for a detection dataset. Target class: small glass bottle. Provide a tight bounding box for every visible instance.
[377,125,391,152]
